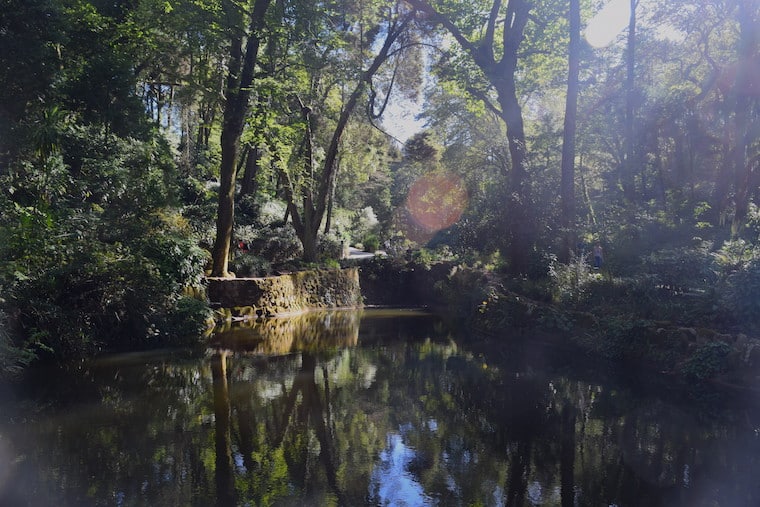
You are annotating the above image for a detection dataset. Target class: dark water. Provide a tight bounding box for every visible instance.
[1,309,759,507]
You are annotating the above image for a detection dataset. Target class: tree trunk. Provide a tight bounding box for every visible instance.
[622,0,638,201]
[324,159,338,234]
[279,14,412,262]
[505,440,531,507]
[731,0,759,235]
[495,79,531,275]
[210,0,272,276]
[492,0,533,275]
[579,153,597,226]
[713,115,733,225]
[407,0,534,275]
[240,145,260,197]
[559,0,581,262]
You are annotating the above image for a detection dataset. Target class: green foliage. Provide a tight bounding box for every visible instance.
[408,248,442,268]
[334,121,395,227]
[584,274,673,319]
[0,0,66,154]
[644,243,715,294]
[716,257,760,330]
[229,254,273,278]
[248,226,304,265]
[712,239,758,275]
[1,0,758,386]
[0,310,36,379]
[362,233,380,253]
[535,305,574,332]
[178,176,215,206]
[592,316,656,361]
[10,212,209,357]
[160,295,213,347]
[741,203,760,241]
[548,253,595,306]
[351,207,380,246]
[139,221,210,292]
[433,265,494,324]
[317,233,344,263]
[1,119,210,362]
[682,341,731,381]
[710,240,760,330]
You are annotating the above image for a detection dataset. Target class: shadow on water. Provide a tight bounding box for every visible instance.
[1,308,759,506]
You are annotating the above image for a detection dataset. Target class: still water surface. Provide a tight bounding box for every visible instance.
[1,309,759,506]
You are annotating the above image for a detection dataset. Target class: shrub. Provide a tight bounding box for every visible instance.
[713,240,760,330]
[433,265,491,315]
[229,254,272,277]
[13,223,210,357]
[0,310,35,379]
[720,260,760,329]
[682,341,731,380]
[548,253,593,306]
[177,176,214,205]
[384,233,415,258]
[350,207,379,243]
[590,316,655,361]
[159,295,213,347]
[645,244,714,294]
[318,233,344,261]
[249,225,303,264]
[1,128,212,361]
[362,233,380,253]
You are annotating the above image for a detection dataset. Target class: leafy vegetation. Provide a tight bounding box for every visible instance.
[2,0,760,384]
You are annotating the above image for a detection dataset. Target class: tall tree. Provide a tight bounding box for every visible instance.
[560,0,581,261]
[210,0,273,276]
[407,0,535,274]
[276,1,419,262]
[134,0,230,175]
[622,0,640,201]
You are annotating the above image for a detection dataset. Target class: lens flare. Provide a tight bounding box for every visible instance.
[406,171,468,232]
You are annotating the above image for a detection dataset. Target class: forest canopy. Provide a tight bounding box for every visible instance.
[1,0,760,371]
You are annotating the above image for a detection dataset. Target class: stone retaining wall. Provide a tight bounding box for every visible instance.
[206,268,362,317]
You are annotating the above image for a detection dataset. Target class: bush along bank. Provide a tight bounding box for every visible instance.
[468,277,760,389]
[358,257,760,389]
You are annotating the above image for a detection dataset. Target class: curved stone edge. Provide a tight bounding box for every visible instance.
[205,267,363,320]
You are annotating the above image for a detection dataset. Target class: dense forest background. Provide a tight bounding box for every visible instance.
[1,0,760,373]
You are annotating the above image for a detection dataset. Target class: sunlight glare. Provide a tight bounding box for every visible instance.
[585,0,630,48]
[384,109,425,142]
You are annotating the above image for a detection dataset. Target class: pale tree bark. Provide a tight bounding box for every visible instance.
[211,0,272,277]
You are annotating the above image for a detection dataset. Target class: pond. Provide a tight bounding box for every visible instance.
[1,309,759,506]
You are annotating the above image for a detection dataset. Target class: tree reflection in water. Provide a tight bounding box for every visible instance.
[1,309,759,506]
[212,351,235,506]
